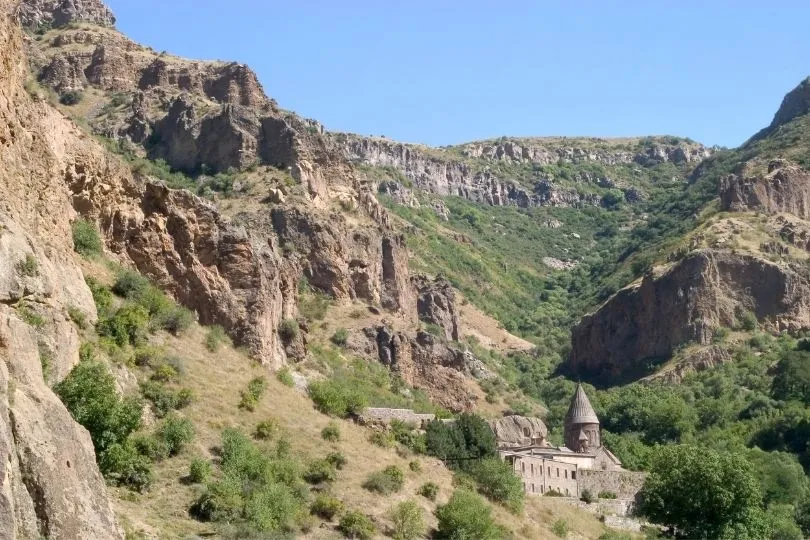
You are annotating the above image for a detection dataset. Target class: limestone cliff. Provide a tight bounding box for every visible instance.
[720,159,810,219]
[568,250,810,385]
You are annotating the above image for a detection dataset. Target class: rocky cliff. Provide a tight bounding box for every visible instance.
[0,0,121,535]
[720,159,810,219]
[16,0,114,29]
[568,249,810,385]
[330,132,711,208]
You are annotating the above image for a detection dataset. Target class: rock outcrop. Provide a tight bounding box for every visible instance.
[752,77,810,140]
[568,250,810,385]
[332,133,711,209]
[490,415,549,448]
[721,159,810,219]
[0,0,121,535]
[643,345,732,385]
[413,275,460,341]
[16,0,115,28]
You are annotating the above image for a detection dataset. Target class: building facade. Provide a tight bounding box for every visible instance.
[496,384,644,508]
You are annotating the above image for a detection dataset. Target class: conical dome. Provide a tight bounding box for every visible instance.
[565,384,599,425]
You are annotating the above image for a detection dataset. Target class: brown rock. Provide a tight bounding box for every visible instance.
[412,275,460,341]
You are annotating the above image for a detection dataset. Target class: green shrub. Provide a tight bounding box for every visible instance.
[205,325,230,352]
[321,422,341,442]
[325,451,347,470]
[552,519,569,538]
[389,500,425,540]
[99,441,153,492]
[581,489,595,503]
[151,362,179,382]
[190,477,244,522]
[72,219,102,256]
[67,305,88,329]
[16,254,38,277]
[391,420,427,454]
[409,460,422,472]
[59,90,83,105]
[112,270,150,298]
[254,418,279,440]
[311,493,344,520]
[598,490,617,499]
[239,376,267,411]
[279,318,299,341]
[338,510,375,540]
[276,366,295,387]
[435,489,502,539]
[466,457,524,512]
[369,430,395,448]
[308,379,368,418]
[97,304,150,347]
[55,360,142,455]
[130,433,169,461]
[86,277,113,314]
[331,327,349,346]
[418,482,439,501]
[545,488,564,497]
[140,380,192,418]
[303,459,336,484]
[157,414,194,456]
[17,304,44,328]
[188,458,212,483]
[156,305,194,335]
[738,310,758,332]
[362,465,404,495]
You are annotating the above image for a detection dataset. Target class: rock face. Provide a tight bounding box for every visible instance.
[754,77,810,138]
[568,250,810,385]
[332,133,711,208]
[490,415,549,448]
[413,275,460,341]
[643,345,732,385]
[0,0,122,535]
[721,160,810,219]
[16,0,115,28]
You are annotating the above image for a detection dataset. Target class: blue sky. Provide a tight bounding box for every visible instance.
[106,0,810,148]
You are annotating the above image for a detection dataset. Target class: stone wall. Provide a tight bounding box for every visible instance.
[507,455,579,497]
[357,407,435,428]
[578,469,646,501]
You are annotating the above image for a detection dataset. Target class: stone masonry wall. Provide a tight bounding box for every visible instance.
[578,469,646,501]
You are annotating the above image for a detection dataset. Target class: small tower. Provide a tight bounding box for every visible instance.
[564,384,601,453]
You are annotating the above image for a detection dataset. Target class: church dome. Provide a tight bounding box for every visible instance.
[565,384,599,425]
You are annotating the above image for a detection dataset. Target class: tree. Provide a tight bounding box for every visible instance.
[639,445,769,539]
[772,349,810,405]
[435,490,502,539]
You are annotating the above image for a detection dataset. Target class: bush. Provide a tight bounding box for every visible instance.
[409,460,422,472]
[362,465,404,495]
[55,360,142,455]
[389,500,425,540]
[16,254,38,277]
[157,305,194,335]
[140,381,192,417]
[188,458,212,483]
[418,482,439,501]
[580,489,595,503]
[99,441,153,492]
[205,325,229,352]
[552,519,569,538]
[276,366,295,387]
[311,493,344,520]
[331,327,349,346]
[130,433,169,461]
[59,90,83,105]
[308,379,368,418]
[151,362,179,382]
[369,430,395,448]
[97,304,150,347]
[339,511,376,540]
[112,270,150,298]
[157,414,194,456]
[466,458,524,512]
[239,376,267,411]
[279,318,299,341]
[72,219,102,256]
[325,451,347,470]
[598,490,617,499]
[86,277,113,314]
[303,459,337,484]
[321,422,341,442]
[190,477,244,523]
[67,305,88,329]
[435,489,502,539]
[738,310,758,332]
[254,418,279,440]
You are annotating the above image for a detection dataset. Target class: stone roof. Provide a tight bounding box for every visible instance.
[565,384,599,425]
[490,415,548,446]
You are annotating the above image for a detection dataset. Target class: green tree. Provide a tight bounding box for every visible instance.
[639,445,769,539]
[435,489,502,539]
[772,349,810,405]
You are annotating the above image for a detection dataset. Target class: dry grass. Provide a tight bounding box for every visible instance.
[110,323,615,539]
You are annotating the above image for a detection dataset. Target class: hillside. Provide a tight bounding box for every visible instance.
[3,0,810,538]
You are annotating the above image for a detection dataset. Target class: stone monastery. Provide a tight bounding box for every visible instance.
[493,385,645,504]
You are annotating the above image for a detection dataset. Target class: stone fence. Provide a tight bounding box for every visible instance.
[358,408,435,428]
[578,469,647,501]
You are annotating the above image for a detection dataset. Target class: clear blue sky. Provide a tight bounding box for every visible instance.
[106,0,810,148]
